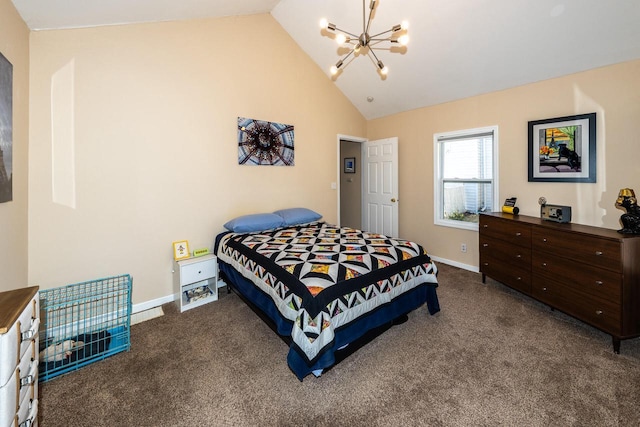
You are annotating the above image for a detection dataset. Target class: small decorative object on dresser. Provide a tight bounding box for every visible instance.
[501,197,519,214]
[174,253,218,312]
[615,188,640,234]
[479,212,640,353]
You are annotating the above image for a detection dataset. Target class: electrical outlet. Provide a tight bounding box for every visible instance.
[461,243,467,253]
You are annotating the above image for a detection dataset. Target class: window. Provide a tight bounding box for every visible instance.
[434,126,498,230]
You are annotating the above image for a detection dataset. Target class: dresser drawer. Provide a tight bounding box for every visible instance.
[480,215,531,248]
[532,252,621,304]
[532,276,620,333]
[481,259,531,295]
[14,394,38,427]
[532,229,622,272]
[480,235,531,271]
[0,341,38,427]
[0,295,39,387]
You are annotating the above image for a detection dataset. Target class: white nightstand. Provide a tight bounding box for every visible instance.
[174,254,218,312]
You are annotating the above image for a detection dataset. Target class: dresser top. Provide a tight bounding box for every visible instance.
[0,286,39,334]
[481,212,640,241]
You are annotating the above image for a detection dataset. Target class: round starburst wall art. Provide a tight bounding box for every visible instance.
[237,117,295,166]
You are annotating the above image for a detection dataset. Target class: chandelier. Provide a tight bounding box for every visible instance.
[320,0,409,77]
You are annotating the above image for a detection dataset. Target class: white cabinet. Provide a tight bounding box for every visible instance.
[174,254,218,312]
[0,286,39,427]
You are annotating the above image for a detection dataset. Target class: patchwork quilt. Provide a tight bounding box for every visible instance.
[216,222,439,375]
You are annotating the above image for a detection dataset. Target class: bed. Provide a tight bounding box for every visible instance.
[214,209,440,380]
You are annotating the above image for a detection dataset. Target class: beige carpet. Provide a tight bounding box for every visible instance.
[38,263,640,426]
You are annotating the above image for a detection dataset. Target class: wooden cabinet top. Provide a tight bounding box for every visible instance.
[0,286,39,334]
[481,212,640,242]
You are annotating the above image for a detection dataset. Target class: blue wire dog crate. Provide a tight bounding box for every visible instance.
[39,274,132,382]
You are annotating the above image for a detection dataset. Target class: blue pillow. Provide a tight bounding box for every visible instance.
[223,213,285,233]
[273,208,322,226]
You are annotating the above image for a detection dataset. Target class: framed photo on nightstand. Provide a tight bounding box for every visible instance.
[173,240,190,260]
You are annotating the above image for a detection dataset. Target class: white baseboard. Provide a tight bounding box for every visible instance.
[131,278,226,314]
[132,294,175,314]
[429,255,479,273]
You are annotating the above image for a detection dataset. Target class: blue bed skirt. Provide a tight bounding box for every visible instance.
[218,260,440,380]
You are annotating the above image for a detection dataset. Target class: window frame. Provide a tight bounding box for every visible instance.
[433,125,499,231]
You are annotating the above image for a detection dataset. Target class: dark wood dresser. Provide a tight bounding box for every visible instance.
[479,212,640,353]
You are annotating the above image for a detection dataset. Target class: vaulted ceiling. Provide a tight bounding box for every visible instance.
[12,0,640,119]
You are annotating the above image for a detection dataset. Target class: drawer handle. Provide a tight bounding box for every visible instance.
[595,280,603,286]
[595,251,603,256]
[595,310,603,315]
[516,277,522,281]
[542,238,547,242]
[20,374,35,387]
[542,287,547,291]
[542,262,547,267]
[21,329,36,341]
[483,262,489,266]
[198,270,202,274]
[483,243,488,247]
[516,254,521,258]
[483,224,488,228]
[515,232,521,236]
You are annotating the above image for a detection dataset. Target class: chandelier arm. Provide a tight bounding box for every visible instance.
[340,48,356,64]
[363,0,368,34]
[368,47,382,64]
[332,27,360,39]
[369,28,395,39]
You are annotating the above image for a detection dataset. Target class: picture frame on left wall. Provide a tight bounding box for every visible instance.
[0,51,13,203]
[173,240,190,261]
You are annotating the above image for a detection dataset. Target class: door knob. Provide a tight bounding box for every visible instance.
[391,198,397,202]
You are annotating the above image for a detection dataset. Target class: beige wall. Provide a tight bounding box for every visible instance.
[28,15,366,303]
[0,0,29,292]
[368,60,640,269]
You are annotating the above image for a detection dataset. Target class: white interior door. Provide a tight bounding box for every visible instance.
[362,137,399,237]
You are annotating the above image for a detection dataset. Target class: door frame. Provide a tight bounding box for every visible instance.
[337,134,367,227]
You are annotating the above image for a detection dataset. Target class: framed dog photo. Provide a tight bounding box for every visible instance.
[173,240,190,261]
[528,113,596,183]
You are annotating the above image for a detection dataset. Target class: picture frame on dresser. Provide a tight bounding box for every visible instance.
[172,240,190,260]
[527,112,596,183]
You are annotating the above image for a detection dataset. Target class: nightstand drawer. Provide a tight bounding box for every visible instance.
[180,259,216,285]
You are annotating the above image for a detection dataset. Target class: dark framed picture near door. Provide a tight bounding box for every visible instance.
[344,157,355,174]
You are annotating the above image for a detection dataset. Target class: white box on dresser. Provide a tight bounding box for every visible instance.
[0,286,39,427]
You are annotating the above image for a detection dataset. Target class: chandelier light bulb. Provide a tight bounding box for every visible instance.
[398,35,409,46]
[319,18,328,29]
[380,66,389,75]
[401,20,409,30]
[330,65,338,75]
[335,34,347,45]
